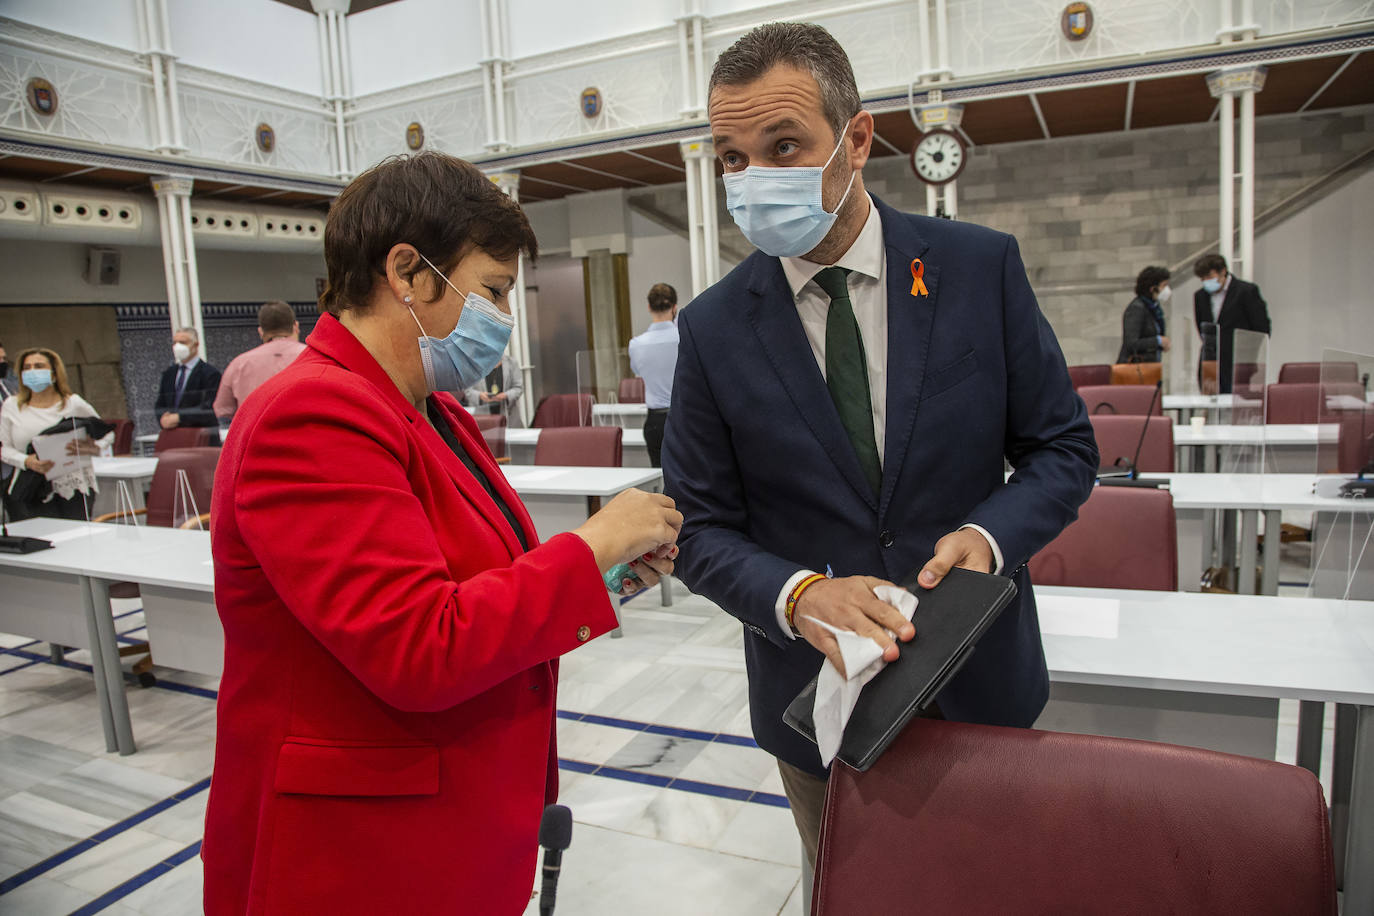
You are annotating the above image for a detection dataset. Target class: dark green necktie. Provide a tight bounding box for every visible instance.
[813,266,881,496]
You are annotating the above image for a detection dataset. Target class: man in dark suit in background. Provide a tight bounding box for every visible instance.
[661,22,1097,900]
[1193,253,1271,393]
[156,327,221,429]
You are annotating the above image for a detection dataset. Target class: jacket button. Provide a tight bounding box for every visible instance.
[879,530,894,548]
[576,625,591,642]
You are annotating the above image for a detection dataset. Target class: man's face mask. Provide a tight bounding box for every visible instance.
[722,120,857,258]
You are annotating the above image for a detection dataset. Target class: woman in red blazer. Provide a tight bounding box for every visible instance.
[203,153,681,914]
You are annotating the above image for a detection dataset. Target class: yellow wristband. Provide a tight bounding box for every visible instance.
[785,573,828,633]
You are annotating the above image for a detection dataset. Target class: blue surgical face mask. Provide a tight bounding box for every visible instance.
[409,252,514,394]
[722,121,857,258]
[22,368,52,393]
[1202,277,1222,294]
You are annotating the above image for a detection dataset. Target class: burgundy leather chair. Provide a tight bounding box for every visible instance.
[473,413,507,460]
[813,719,1336,916]
[107,418,135,456]
[534,427,622,467]
[1076,384,1163,417]
[1067,364,1112,389]
[1089,414,1174,472]
[618,377,646,404]
[1336,405,1374,473]
[531,393,594,428]
[1265,382,1367,424]
[1279,361,1358,384]
[154,426,217,452]
[1029,485,1177,590]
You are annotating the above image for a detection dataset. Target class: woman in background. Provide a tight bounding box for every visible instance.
[0,347,109,519]
[1117,265,1172,365]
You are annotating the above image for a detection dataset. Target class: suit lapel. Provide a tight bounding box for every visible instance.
[875,200,935,519]
[743,254,879,511]
[1219,279,1241,326]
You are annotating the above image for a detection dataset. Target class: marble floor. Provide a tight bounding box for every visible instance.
[0,541,1345,915]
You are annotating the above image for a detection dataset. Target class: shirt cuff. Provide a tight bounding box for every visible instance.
[959,524,1004,575]
[773,569,818,639]
[1157,335,1164,347]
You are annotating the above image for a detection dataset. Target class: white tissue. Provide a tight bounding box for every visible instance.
[802,585,918,767]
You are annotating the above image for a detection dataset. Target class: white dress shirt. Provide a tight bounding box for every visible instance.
[770,195,1003,637]
[627,320,680,409]
[1209,275,1231,323]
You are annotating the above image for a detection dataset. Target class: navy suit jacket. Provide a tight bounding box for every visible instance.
[156,360,222,428]
[662,197,1098,776]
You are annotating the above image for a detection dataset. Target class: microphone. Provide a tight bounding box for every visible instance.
[1099,381,1166,488]
[538,804,573,916]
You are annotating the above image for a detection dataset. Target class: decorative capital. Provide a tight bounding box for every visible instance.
[150,176,193,197]
[309,0,351,14]
[917,103,964,132]
[679,138,714,161]
[1206,66,1267,98]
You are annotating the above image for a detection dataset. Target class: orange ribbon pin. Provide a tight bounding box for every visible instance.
[910,259,929,297]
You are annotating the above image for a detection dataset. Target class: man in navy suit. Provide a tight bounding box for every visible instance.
[661,22,1097,884]
[156,327,221,430]
[1192,253,1271,394]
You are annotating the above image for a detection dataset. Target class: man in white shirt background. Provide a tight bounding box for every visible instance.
[627,282,679,467]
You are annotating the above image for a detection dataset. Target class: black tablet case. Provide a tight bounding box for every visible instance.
[783,566,1018,771]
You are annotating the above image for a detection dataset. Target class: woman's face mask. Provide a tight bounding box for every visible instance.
[22,368,52,393]
[722,120,857,258]
[408,251,515,394]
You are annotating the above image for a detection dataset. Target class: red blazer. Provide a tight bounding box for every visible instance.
[203,314,617,914]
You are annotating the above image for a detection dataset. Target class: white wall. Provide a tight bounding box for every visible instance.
[1,0,143,51]
[168,0,322,95]
[348,0,483,96]
[505,0,679,59]
[626,209,690,337]
[0,240,324,304]
[1254,165,1374,373]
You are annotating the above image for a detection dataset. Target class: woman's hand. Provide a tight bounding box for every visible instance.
[25,454,54,474]
[573,488,682,573]
[66,440,102,457]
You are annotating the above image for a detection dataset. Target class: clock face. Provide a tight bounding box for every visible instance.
[911,130,966,186]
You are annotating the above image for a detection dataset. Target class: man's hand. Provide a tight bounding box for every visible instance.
[493,392,508,401]
[793,576,915,678]
[916,528,994,589]
[479,393,493,403]
[160,412,180,429]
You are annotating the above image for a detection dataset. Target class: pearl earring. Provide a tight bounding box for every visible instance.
[403,295,413,303]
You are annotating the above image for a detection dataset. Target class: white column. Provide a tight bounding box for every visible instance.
[311,0,352,176]
[698,153,719,286]
[681,139,709,298]
[156,0,185,151]
[490,171,535,427]
[1207,67,1266,273]
[151,176,199,346]
[1239,87,1256,277]
[1219,92,1235,265]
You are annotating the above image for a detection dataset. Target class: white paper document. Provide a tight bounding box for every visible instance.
[31,429,91,481]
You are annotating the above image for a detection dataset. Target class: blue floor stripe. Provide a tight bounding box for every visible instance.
[558,709,757,749]
[0,777,210,896]
[558,758,788,809]
[66,840,202,916]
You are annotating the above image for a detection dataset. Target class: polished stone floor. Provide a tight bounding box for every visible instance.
[0,550,1341,915]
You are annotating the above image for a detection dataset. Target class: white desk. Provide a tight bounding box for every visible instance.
[506,427,651,467]
[1036,585,1374,904]
[502,465,664,562]
[1145,473,1374,596]
[1173,423,1337,472]
[591,403,648,428]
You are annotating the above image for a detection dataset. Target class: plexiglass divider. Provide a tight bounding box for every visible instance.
[575,348,631,426]
[1307,348,1374,600]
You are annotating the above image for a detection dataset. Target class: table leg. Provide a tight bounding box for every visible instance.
[1333,703,1358,889]
[660,574,673,607]
[86,577,136,755]
[1341,705,1374,908]
[1220,510,1238,589]
[79,575,119,754]
[1296,701,1324,777]
[1260,509,1281,595]
[1200,509,1216,576]
[1238,510,1258,595]
[1205,443,1218,474]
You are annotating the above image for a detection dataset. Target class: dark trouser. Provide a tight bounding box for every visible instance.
[644,408,670,468]
[41,491,95,521]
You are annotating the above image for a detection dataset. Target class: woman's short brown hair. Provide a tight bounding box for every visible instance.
[16,347,73,408]
[320,152,538,316]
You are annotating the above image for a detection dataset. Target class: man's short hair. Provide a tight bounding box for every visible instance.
[174,326,199,343]
[1193,254,1228,278]
[709,22,861,142]
[1134,266,1170,300]
[258,301,297,336]
[647,283,677,312]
